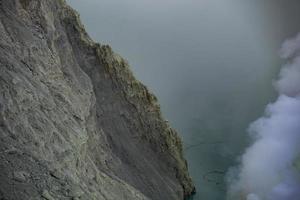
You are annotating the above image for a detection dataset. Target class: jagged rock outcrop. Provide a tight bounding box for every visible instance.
[0,0,194,199]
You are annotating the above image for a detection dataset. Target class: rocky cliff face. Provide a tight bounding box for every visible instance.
[0,0,194,199]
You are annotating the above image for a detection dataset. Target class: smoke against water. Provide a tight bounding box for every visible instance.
[66,0,300,199]
[227,33,300,200]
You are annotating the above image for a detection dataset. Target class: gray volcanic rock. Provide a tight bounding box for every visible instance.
[0,0,194,199]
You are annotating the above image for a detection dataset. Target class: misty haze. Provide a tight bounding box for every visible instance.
[66,0,300,199]
[1,0,300,199]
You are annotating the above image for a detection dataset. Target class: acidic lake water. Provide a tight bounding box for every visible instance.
[67,0,300,199]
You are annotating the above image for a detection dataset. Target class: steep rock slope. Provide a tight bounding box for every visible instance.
[0,0,194,199]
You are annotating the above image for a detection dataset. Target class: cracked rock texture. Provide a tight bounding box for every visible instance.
[0,0,194,199]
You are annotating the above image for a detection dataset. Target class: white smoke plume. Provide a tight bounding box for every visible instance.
[227,33,300,200]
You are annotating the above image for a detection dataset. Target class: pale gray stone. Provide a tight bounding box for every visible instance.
[0,0,194,199]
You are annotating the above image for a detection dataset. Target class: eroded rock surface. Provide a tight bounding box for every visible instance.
[0,0,194,199]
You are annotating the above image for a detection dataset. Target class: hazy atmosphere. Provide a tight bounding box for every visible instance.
[67,0,300,199]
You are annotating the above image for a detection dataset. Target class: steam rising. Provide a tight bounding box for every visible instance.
[227,33,300,200]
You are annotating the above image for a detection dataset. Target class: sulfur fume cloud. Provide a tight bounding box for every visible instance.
[227,33,300,200]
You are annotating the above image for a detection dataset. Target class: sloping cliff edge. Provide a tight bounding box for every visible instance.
[0,0,194,199]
